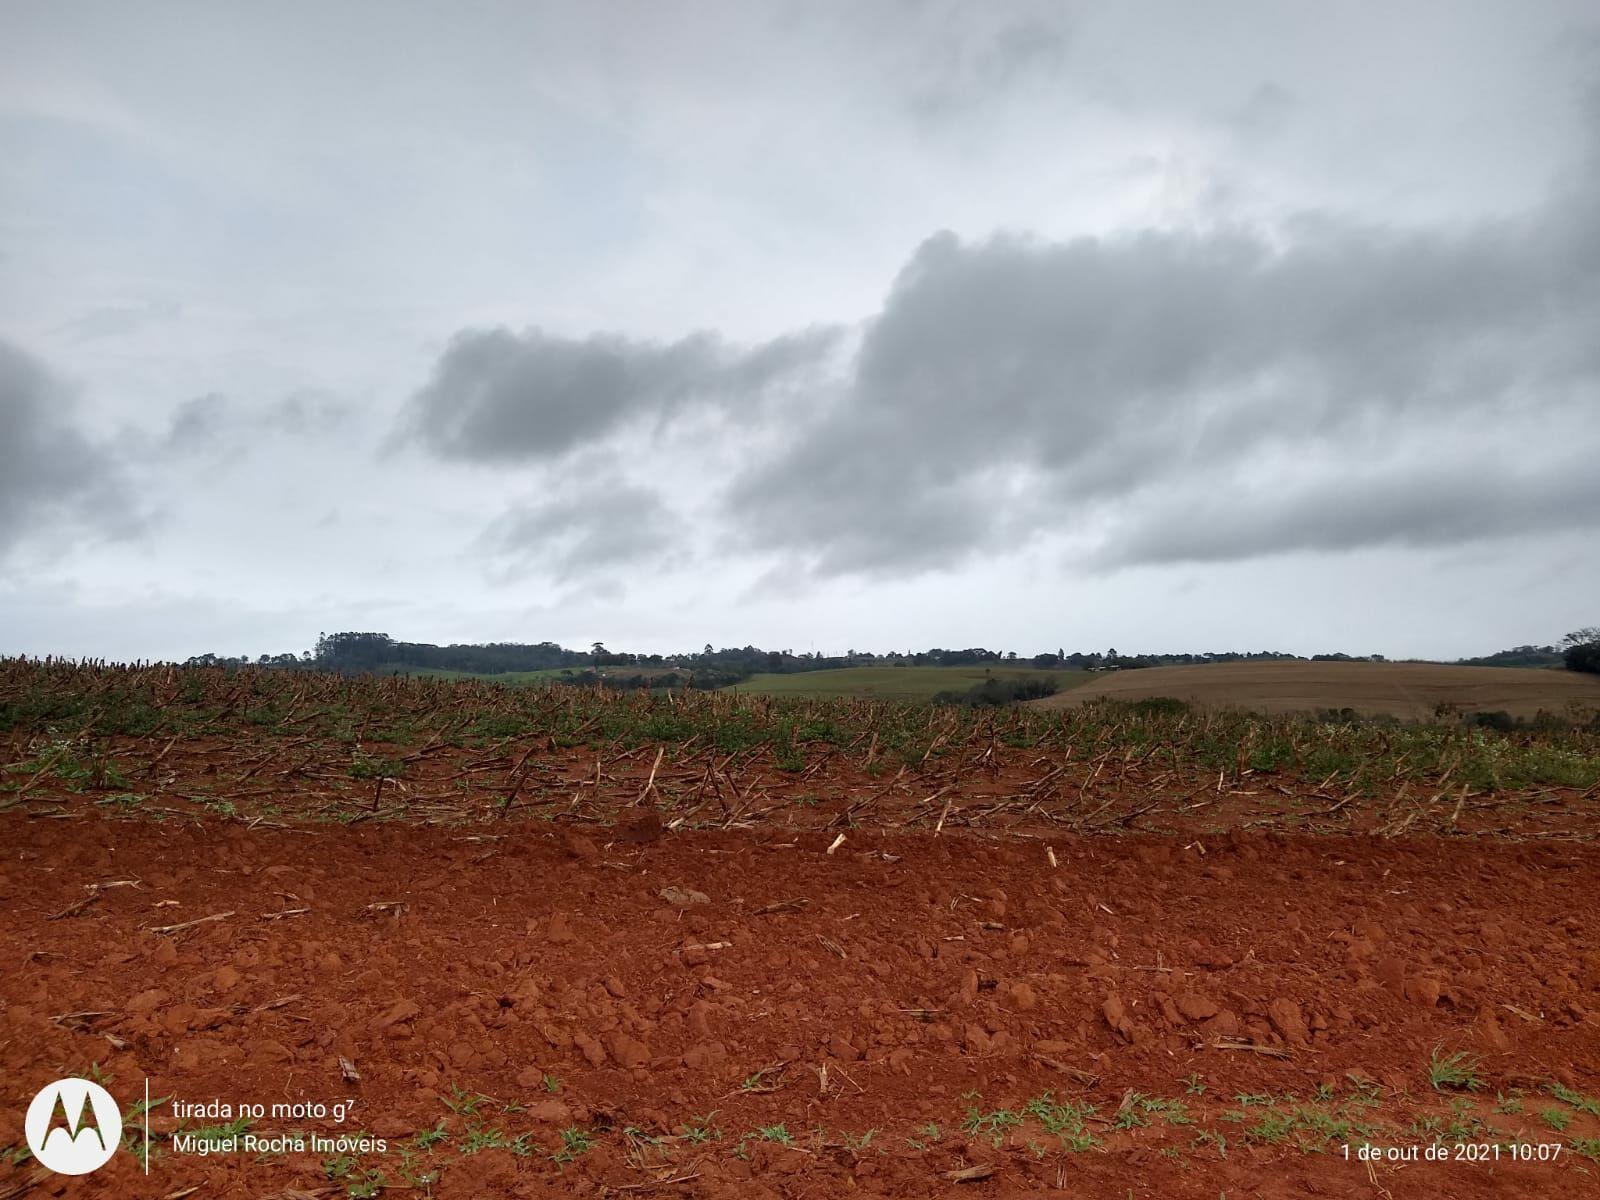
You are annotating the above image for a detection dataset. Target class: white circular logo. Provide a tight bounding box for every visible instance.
[24,1078,122,1175]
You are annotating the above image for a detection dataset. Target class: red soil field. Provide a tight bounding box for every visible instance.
[3,812,1598,1199]
[3,667,1598,1197]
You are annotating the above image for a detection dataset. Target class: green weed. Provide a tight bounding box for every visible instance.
[1549,1083,1600,1117]
[1428,1048,1485,1093]
[552,1126,594,1164]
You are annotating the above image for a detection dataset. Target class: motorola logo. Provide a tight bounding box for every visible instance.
[24,1078,122,1175]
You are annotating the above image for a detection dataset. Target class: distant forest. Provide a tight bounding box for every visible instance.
[1455,644,1565,669]
[173,629,1597,686]
[186,631,1400,690]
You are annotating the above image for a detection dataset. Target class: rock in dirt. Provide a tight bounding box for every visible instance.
[373,1116,412,1139]
[659,885,711,906]
[1175,992,1219,1022]
[1267,998,1309,1045]
[1102,993,1135,1042]
[1472,1011,1511,1051]
[560,827,601,861]
[616,809,664,845]
[378,999,421,1028]
[527,1098,571,1124]
[128,988,167,1013]
[828,1033,863,1061]
[682,1041,727,1069]
[1374,955,1407,994]
[573,1030,607,1067]
[1404,975,1443,1008]
[954,968,980,1008]
[688,999,714,1037]
[606,1030,652,1069]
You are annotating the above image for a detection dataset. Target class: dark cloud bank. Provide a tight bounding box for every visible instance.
[399,326,842,464]
[402,83,1600,580]
[0,339,140,557]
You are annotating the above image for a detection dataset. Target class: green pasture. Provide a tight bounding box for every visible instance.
[725,665,1091,700]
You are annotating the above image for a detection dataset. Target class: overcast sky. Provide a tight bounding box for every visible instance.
[3,0,1598,662]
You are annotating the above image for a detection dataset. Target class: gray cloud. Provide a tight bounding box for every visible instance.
[1228,82,1295,140]
[56,300,182,342]
[722,89,1600,574]
[164,392,229,452]
[8,0,1600,665]
[398,325,840,464]
[1097,450,1600,567]
[902,10,1072,126]
[0,337,142,556]
[263,390,355,436]
[164,389,355,455]
[480,479,679,582]
[400,72,1600,583]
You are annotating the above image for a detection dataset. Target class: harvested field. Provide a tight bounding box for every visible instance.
[3,661,1600,1198]
[1032,661,1600,722]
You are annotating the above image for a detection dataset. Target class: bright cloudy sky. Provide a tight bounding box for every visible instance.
[2,1,1598,662]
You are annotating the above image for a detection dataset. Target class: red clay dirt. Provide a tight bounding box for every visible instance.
[3,812,1598,1199]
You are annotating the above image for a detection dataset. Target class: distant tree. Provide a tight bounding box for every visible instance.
[1456,644,1562,668]
[1563,628,1600,675]
[314,632,395,668]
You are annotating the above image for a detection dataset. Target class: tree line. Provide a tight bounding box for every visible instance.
[175,627,1600,686]
[183,631,1356,684]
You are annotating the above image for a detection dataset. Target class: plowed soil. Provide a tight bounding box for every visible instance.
[1032,661,1600,721]
[4,665,1599,1197]
[4,811,1599,1199]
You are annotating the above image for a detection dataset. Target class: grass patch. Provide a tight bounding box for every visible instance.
[679,1114,720,1144]
[1549,1083,1600,1117]
[1428,1048,1485,1093]
[441,1085,490,1115]
[552,1126,593,1165]
[961,1103,1025,1146]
